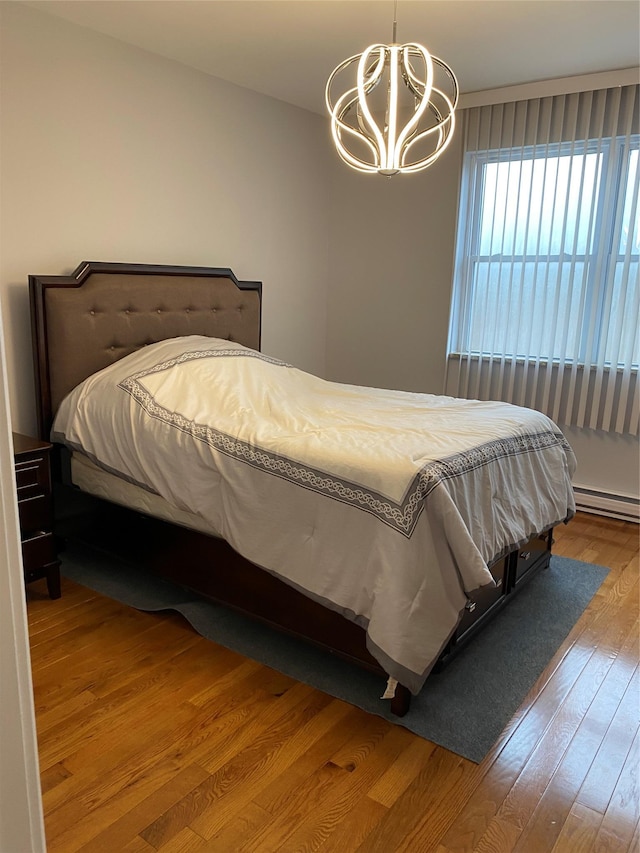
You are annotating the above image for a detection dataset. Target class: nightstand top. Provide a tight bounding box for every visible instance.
[12,432,52,457]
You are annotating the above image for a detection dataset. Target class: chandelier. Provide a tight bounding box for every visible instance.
[325,4,458,176]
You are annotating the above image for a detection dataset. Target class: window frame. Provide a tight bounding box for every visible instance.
[448,132,640,370]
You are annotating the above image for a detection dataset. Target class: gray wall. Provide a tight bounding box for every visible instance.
[1,1,637,501]
[0,1,331,435]
[326,135,463,396]
[325,118,639,502]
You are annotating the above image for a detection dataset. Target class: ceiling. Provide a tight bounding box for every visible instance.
[25,1,640,115]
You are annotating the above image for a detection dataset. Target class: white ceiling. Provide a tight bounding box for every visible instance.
[25,1,640,115]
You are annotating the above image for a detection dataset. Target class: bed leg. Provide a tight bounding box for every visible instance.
[390,683,411,717]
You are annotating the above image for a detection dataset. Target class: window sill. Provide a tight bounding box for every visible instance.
[447,353,639,375]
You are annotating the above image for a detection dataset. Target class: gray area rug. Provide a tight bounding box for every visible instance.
[60,542,608,763]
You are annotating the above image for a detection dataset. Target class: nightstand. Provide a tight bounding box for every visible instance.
[12,432,61,599]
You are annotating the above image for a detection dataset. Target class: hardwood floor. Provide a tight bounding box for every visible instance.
[27,512,639,852]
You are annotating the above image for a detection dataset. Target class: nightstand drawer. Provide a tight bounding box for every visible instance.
[18,493,51,534]
[13,432,61,599]
[21,531,56,575]
[15,454,50,499]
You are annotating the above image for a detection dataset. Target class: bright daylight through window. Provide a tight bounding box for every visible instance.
[446,86,639,435]
[452,140,639,365]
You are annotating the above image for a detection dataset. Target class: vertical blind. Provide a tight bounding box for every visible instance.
[446,85,639,435]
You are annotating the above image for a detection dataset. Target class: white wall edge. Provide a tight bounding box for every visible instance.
[459,67,639,109]
[0,304,46,853]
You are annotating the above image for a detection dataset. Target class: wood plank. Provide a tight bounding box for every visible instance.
[44,670,288,842]
[355,748,476,853]
[71,764,210,853]
[200,705,371,852]
[33,619,204,723]
[27,512,639,853]
[43,648,300,846]
[367,735,436,807]
[496,589,640,837]
[435,639,596,852]
[39,762,72,797]
[38,638,239,771]
[29,597,138,666]
[121,835,156,852]
[140,686,333,846]
[197,709,394,853]
[34,689,98,736]
[227,756,351,852]
[192,698,381,845]
[315,795,388,853]
[507,625,639,851]
[575,666,640,814]
[155,826,213,852]
[26,577,98,626]
[468,815,521,853]
[629,817,640,853]
[265,724,415,852]
[549,803,603,853]
[251,705,367,814]
[591,728,640,852]
[43,702,204,846]
[191,802,274,853]
[434,515,639,853]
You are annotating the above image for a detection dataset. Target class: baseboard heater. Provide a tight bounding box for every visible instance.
[573,486,639,523]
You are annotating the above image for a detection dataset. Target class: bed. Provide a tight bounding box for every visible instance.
[29,261,577,716]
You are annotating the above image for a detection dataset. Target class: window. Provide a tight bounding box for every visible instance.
[446,86,639,435]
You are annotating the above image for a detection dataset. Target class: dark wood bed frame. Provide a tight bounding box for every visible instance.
[29,261,554,717]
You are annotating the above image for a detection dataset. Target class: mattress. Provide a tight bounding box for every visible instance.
[70,451,223,538]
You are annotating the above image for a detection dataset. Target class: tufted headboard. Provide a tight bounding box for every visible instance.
[29,261,262,439]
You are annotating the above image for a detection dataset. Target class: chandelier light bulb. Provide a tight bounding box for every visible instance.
[325,41,458,176]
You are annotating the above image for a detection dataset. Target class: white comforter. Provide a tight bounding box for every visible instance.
[52,336,576,692]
